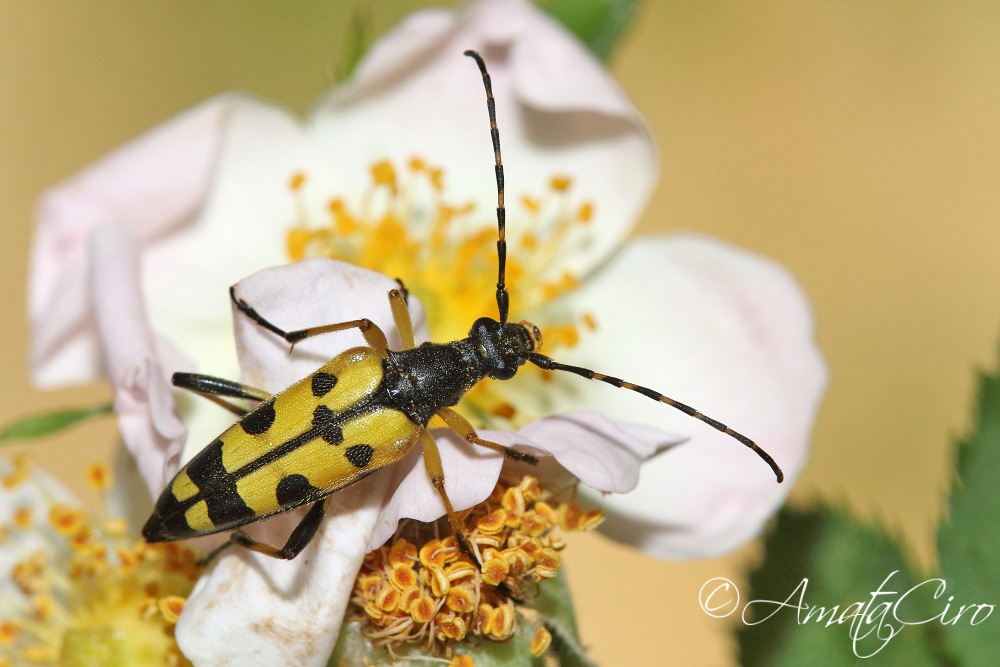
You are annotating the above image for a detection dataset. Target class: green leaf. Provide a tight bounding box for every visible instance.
[0,404,113,441]
[738,506,943,666]
[936,363,1000,667]
[539,0,640,62]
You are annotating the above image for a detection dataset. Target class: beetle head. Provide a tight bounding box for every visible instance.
[469,317,541,380]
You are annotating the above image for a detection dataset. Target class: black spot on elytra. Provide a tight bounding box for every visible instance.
[184,439,254,528]
[275,473,320,506]
[345,444,374,468]
[241,398,276,435]
[311,372,338,397]
[312,405,333,426]
[312,405,343,445]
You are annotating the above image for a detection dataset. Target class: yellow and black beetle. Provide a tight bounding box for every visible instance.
[142,50,783,564]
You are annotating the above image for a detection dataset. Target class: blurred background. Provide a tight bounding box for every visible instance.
[2,1,998,664]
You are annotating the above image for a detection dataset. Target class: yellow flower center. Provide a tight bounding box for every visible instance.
[0,464,200,667]
[348,474,603,655]
[285,159,598,426]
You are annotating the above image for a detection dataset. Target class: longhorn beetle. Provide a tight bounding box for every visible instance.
[142,50,783,565]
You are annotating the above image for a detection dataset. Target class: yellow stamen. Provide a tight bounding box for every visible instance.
[425,564,451,597]
[540,325,580,349]
[398,586,422,613]
[0,620,22,646]
[348,475,602,655]
[480,558,509,587]
[436,613,466,641]
[428,168,444,192]
[445,586,475,614]
[2,468,28,490]
[371,160,398,194]
[30,595,55,621]
[529,626,552,656]
[485,604,514,638]
[388,539,417,568]
[102,517,129,537]
[490,403,516,420]
[86,463,112,491]
[284,158,596,428]
[409,595,435,624]
[376,586,401,612]
[549,175,572,192]
[476,509,507,534]
[13,507,33,529]
[48,505,85,536]
[286,228,311,262]
[158,596,186,624]
[389,564,417,591]
[1,464,200,667]
[419,539,447,569]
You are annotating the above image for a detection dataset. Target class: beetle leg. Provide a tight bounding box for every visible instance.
[419,428,524,602]
[417,429,476,556]
[171,372,270,417]
[434,407,538,465]
[230,285,389,354]
[197,499,327,566]
[388,287,415,350]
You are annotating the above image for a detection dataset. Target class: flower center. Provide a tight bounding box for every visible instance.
[0,461,199,667]
[284,159,598,426]
[347,474,602,655]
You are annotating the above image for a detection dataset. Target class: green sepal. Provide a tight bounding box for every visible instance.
[936,363,1000,666]
[328,620,542,667]
[0,404,113,441]
[738,506,944,666]
[539,0,640,62]
[524,570,596,667]
[328,572,594,666]
[335,9,376,83]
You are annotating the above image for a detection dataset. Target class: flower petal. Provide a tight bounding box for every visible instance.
[29,94,261,387]
[89,224,188,493]
[140,98,324,393]
[508,411,686,493]
[369,413,684,551]
[536,235,826,558]
[312,0,656,279]
[367,429,504,551]
[229,258,429,390]
[0,459,76,599]
[176,479,384,667]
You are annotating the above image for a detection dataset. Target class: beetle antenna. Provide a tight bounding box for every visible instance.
[526,353,784,482]
[464,49,509,324]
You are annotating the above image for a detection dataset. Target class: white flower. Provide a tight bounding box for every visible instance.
[0,458,198,666]
[28,0,825,665]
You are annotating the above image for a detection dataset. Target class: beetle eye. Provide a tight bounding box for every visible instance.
[518,320,542,352]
